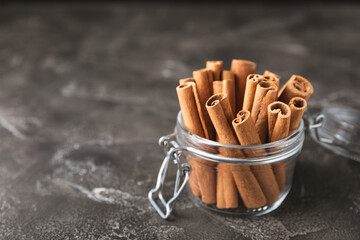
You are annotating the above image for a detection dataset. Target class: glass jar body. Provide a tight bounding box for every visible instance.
[175,111,305,216]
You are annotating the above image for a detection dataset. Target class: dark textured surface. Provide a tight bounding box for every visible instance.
[0,3,359,240]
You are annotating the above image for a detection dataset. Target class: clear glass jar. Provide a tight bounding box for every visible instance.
[149,96,360,219]
[149,111,305,218]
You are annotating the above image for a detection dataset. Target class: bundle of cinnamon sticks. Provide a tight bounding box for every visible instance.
[176,59,314,209]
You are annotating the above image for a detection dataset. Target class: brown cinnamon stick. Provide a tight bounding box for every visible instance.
[222,71,236,114]
[213,81,223,95]
[251,81,278,143]
[206,61,223,81]
[232,110,280,204]
[278,75,314,104]
[212,80,233,142]
[176,83,205,138]
[206,94,236,145]
[179,78,195,85]
[187,158,201,197]
[261,75,280,89]
[176,83,205,199]
[190,157,217,204]
[268,101,291,142]
[222,70,232,81]
[230,59,256,112]
[206,94,266,209]
[186,80,217,204]
[216,163,238,208]
[289,97,307,134]
[267,102,291,190]
[177,78,216,205]
[206,94,238,208]
[230,165,267,209]
[243,74,262,111]
[263,70,280,87]
[193,69,215,140]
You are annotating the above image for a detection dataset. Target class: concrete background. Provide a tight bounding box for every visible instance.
[0,3,359,239]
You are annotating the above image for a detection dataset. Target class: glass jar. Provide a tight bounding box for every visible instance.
[149,111,305,218]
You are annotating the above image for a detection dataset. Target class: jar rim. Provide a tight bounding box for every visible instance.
[176,111,304,150]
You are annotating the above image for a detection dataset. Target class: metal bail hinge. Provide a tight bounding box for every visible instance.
[148,133,191,219]
[309,114,333,144]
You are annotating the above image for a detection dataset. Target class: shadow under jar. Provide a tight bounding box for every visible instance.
[149,111,305,218]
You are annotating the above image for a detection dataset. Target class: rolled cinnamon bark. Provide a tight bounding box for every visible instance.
[206,61,223,81]
[222,70,232,80]
[230,59,256,112]
[212,81,232,142]
[232,110,280,204]
[243,74,262,111]
[212,79,235,120]
[222,71,236,114]
[176,83,205,138]
[222,79,236,115]
[206,94,266,209]
[176,83,205,199]
[251,81,278,143]
[263,70,280,87]
[278,75,314,104]
[261,75,280,89]
[179,78,195,85]
[268,101,291,142]
[187,158,201,197]
[193,69,215,140]
[190,157,217,204]
[216,163,238,208]
[230,165,267,209]
[213,81,223,95]
[206,94,236,145]
[289,97,307,134]
[267,102,291,190]
[206,94,238,208]
[183,80,217,204]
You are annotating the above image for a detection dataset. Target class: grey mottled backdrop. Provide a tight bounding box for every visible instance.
[0,3,359,240]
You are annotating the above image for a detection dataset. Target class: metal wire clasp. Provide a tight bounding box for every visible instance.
[308,114,333,144]
[148,133,191,219]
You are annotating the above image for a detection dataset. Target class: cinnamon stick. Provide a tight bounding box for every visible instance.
[206,94,266,209]
[179,77,195,85]
[268,101,291,142]
[213,81,223,95]
[183,80,217,204]
[222,70,233,81]
[212,80,232,142]
[233,110,280,204]
[222,71,236,114]
[190,157,217,204]
[206,94,238,208]
[230,165,267,209]
[193,69,215,140]
[230,59,256,112]
[176,83,205,199]
[216,163,238,209]
[242,74,262,111]
[251,81,278,143]
[261,75,280,89]
[263,70,280,87]
[206,61,223,81]
[278,75,314,104]
[289,97,307,134]
[206,94,236,145]
[187,158,201,197]
[267,101,291,190]
[176,83,205,138]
